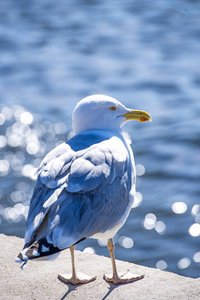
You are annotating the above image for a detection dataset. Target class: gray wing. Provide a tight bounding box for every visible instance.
[23,132,135,257]
[24,142,74,245]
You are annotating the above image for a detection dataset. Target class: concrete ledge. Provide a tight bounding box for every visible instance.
[0,234,199,300]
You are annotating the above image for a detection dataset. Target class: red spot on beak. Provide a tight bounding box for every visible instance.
[140,117,148,122]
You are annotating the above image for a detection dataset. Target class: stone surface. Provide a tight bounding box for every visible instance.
[0,234,199,300]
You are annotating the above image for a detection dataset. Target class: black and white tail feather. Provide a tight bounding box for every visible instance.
[15,235,86,269]
[15,237,61,270]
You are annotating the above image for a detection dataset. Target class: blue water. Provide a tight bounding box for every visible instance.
[0,0,200,278]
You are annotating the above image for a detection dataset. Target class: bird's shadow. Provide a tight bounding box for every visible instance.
[58,278,77,300]
[102,283,119,300]
[58,279,120,300]
[59,274,144,300]
[102,281,137,300]
[59,280,116,300]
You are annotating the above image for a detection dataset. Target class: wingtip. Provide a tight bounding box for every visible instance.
[15,254,28,270]
[20,261,27,270]
[15,255,21,263]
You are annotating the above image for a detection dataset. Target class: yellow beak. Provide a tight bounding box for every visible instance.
[123,109,152,123]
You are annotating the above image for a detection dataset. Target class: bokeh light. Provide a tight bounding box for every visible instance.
[188,223,200,237]
[177,258,191,270]
[118,236,134,249]
[10,191,23,203]
[143,213,157,230]
[0,135,7,148]
[172,202,187,214]
[98,239,107,247]
[22,164,37,181]
[136,164,145,176]
[0,113,5,126]
[155,221,166,234]
[191,204,200,217]
[0,160,10,177]
[156,260,167,270]
[2,107,13,120]
[193,252,200,263]
[20,111,34,125]
[83,247,95,254]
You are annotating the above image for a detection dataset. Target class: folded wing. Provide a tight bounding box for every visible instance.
[20,131,134,262]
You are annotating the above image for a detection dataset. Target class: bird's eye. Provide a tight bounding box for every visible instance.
[109,106,116,111]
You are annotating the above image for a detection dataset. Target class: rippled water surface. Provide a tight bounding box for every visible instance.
[0,0,200,278]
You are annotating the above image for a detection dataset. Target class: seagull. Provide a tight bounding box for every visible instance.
[15,94,151,285]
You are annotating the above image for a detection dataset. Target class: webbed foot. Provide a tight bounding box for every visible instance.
[103,270,144,285]
[58,272,96,285]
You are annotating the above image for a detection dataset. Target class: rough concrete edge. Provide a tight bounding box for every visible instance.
[1,234,200,300]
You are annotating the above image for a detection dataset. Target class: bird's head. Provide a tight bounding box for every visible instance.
[72,94,151,134]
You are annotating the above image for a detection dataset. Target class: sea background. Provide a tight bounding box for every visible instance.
[0,0,200,278]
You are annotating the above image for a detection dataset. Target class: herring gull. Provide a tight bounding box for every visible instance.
[15,94,151,285]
